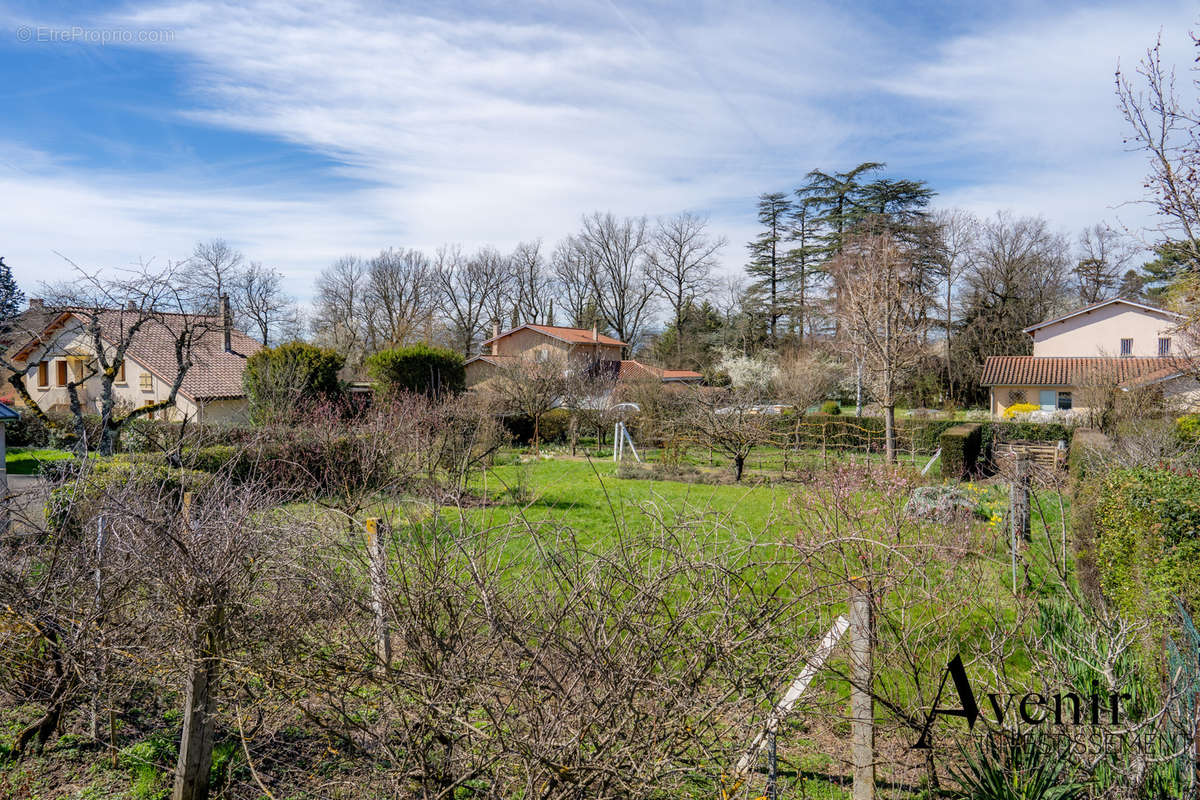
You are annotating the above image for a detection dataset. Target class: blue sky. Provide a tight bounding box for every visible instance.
[0,0,1195,301]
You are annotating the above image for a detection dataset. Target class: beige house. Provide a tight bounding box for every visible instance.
[981,298,1197,416]
[5,299,261,424]
[464,323,702,388]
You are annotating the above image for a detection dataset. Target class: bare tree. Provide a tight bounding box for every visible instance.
[830,232,928,463]
[930,209,978,401]
[485,354,568,454]
[681,385,775,481]
[476,246,516,332]
[186,239,245,313]
[365,248,435,349]
[647,212,725,360]
[579,212,656,348]
[312,255,370,363]
[773,350,844,413]
[511,240,554,326]
[1116,31,1200,268]
[233,262,298,346]
[435,245,505,357]
[1074,224,1138,304]
[551,235,598,328]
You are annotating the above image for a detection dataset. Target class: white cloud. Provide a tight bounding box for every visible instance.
[0,0,1195,304]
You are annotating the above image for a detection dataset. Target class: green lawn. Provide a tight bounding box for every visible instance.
[4,446,78,475]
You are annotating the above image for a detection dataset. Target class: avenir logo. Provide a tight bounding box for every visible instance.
[912,655,1131,749]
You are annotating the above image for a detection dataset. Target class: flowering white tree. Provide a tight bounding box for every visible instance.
[715,348,778,396]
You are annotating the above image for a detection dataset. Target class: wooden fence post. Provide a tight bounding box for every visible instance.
[364,518,391,669]
[849,577,875,800]
[1012,451,1031,542]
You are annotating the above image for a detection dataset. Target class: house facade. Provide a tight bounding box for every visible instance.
[980,298,1197,416]
[464,323,702,388]
[5,299,261,424]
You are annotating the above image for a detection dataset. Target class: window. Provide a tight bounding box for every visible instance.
[1057,392,1073,410]
[1120,338,1133,356]
[1007,390,1026,405]
[139,373,153,391]
[1039,389,1057,411]
[36,361,48,387]
[56,360,68,386]
[115,360,126,383]
[1159,337,1172,356]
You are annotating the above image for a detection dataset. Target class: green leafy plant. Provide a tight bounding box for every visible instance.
[819,399,841,415]
[243,341,345,423]
[950,732,1084,800]
[365,343,465,398]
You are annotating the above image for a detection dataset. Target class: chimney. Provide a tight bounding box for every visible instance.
[491,322,500,356]
[28,298,43,310]
[592,323,598,343]
[126,300,137,311]
[220,294,232,353]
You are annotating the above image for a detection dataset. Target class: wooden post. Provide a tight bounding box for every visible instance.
[0,422,8,534]
[364,518,391,669]
[90,516,108,740]
[1012,451,1031,542]
[173,492,222,800]
[849,577,875,800]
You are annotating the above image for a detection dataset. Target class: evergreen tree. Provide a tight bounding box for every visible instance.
[0,257,25,323]
[1139,242,1195,301]
[786,196,824,345]
[744,192,793,347]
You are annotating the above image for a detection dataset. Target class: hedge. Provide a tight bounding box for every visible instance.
[47,461,211,535]
[365,343,465,397]
[1090,466,1200,624]
[939,424,982,481]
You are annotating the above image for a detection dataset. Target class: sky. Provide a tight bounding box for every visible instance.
[0,0,1196,304]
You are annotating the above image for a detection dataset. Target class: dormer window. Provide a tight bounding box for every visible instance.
[1120,338,1133,356]
[1159,337,1172,356]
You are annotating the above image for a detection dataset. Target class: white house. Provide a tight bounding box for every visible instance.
[980,298,1197,417]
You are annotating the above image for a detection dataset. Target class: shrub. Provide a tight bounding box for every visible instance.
[1068,428,1111,481]
[47,462,212,535]
[1092,466,1200,620]
[503,408,570,445]
[365,343,465,398]
[1176,413,1200,443]
[243,342,344,423]
[1002,402,1040,419]
[939,423,982,481]
[819,400,840,415]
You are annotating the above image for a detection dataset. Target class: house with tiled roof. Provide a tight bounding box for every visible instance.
[4,297,260,424]
[980,297,1198,416]
[463,323,702,388]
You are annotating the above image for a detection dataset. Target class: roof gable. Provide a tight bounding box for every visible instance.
[1023,298,1182,334]
[483,323,627,348]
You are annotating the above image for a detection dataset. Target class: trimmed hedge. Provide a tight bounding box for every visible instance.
[365,343,465,397]
[1091,466,1200,623]
[939,424,982,481]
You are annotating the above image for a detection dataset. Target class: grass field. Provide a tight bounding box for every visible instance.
[4,447,78,475]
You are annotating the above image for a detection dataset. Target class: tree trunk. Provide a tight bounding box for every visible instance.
[173,612,223,800]
[533,413,540,455]
[855,359,864,416]
[883,405,896,464]
[568,413,578,456]
[733,454,745,482]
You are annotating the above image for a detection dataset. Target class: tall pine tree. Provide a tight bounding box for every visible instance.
[0,257,25,330]
[745,192,793,348]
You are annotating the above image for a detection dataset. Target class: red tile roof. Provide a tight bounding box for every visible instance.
[13,308,260,401]
[980,356,1190,387]
[483,323,627,348]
